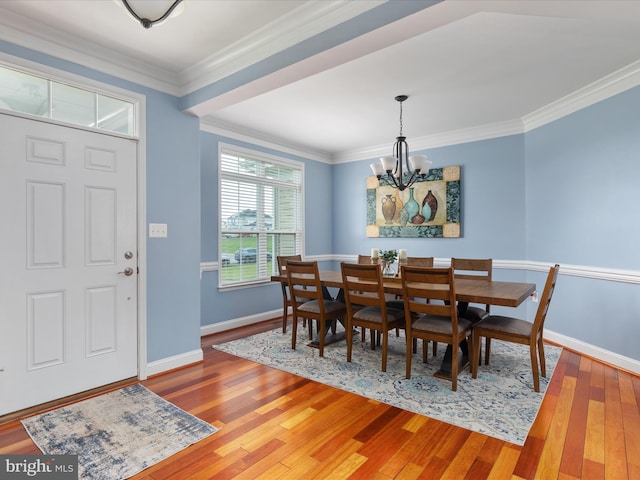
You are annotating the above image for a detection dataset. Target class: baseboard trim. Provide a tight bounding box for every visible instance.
[201,309,282,336]
[544,329,640,375]
[146,348,203,377]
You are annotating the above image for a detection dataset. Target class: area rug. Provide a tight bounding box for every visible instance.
[214,328,562,445]
[21,384,219,480]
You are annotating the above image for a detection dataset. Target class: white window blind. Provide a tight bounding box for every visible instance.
[219,146,303,287]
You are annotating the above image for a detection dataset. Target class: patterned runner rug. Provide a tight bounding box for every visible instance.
[214,328,561,445]
[22,384,219,480]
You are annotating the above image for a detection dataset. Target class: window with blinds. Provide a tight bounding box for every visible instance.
[219,145,303,287]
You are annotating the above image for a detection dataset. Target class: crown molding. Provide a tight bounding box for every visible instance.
[522,60,640,132]
[332,119,525,164]
[200,118,332,164]
[0,2,382,99]
[0,7,182,96]
[180,0,385,95]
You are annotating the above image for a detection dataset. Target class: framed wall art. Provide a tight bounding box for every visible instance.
[366,165,461,238]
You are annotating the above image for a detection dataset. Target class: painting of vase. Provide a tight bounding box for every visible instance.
[401,187,420,224]
[381,194,396,224]
[366,165,461,238]
[422,190,438,222]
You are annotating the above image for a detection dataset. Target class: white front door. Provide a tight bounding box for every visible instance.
[0,113,138,415]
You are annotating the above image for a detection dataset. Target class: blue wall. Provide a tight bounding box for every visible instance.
[0,41,202,363]
[524,85,640,359]
[332,135,527,260]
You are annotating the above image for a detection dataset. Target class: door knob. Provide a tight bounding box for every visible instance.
[118,267,134,276]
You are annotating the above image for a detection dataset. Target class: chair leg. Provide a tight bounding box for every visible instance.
[530,342,540,392]
[370,330,376,350]
[307,318,313,341]
[432,341,437,357]
[406,333,413,379]
[468,333,476,379]
[422,341,427,363]
[471,331,480,379]
[318,318,326,357]
[291,313,298,350]
[451,341,458,391]
[346,318,353,363]
[485,338,491,365]
[538,337,547,378]
[282,305,288,333]
[381,331,388,372]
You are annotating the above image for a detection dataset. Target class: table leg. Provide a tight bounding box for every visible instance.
[434,302,471,379]
[307,317,347,348]
[433,342,470,379]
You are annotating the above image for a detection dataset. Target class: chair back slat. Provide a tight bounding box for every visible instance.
[286,261,323,304]
[341,262,386,309]
[401,267,458,320]
[277,255,302,300]
[451,258,492,314]
[357,255,373,264]
[531,264,560,340]
[451,258,492,281]
[406,257,434,267]
[277,254,301,275]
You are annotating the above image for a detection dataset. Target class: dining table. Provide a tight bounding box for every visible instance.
[271,269,536,378]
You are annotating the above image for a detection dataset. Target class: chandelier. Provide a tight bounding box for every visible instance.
[121,0,184,29]
[370,95,431,191]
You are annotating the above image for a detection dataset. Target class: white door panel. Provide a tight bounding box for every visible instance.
[0,114,138,415]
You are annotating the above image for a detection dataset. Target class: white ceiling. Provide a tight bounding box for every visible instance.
[2,1,640,161]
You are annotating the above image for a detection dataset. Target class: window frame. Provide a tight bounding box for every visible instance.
[218,142,304,289]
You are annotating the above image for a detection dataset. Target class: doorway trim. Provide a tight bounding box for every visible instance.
[0,51,148,380]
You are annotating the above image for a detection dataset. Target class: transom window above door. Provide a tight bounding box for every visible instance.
[0,64,135,136]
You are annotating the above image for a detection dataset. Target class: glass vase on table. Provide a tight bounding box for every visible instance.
[382,261,396,278]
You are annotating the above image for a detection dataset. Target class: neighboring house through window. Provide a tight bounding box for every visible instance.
[219,144,303,287]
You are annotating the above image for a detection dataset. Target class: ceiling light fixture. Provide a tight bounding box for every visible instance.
[370,95,431,191]
[121,0,184,29]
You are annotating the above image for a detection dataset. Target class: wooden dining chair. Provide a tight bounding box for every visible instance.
[387,257,435,353]
[451,258,492,363]
[401,266,475,391]
[286,260,346,357]
[341,262,405,372]
[277,255,305,334]
[472,264,560,392]
[357,255,373,264]
[406,257,434,267]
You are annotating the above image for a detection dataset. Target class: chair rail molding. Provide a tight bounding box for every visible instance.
[201,257,640,284]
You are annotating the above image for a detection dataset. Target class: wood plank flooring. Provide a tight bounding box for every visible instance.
[1,318,639,479]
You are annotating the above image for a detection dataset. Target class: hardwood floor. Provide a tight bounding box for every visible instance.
[1,318,639,479]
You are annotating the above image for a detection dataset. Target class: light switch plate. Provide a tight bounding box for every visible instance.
[149,223,167,238]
